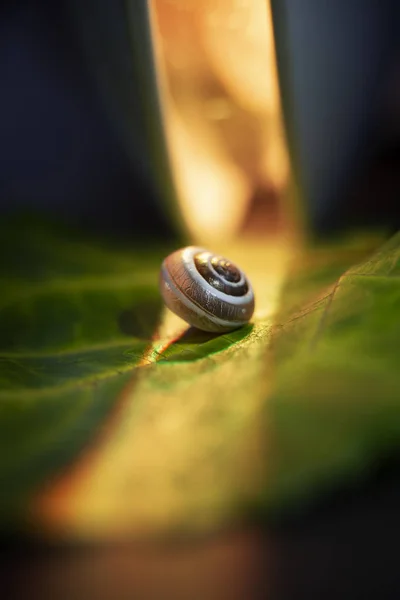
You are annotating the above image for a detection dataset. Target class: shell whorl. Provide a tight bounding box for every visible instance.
[160,247,255,333]
[194,251,249,297]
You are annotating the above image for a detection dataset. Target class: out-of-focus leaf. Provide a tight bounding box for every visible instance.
[0,219,165,518]
[0,217,396,539]
[264,232,400,512]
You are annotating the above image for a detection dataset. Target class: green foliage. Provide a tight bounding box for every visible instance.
[0,220,164,515]
[265,233,400,512]
[0,218,398,537]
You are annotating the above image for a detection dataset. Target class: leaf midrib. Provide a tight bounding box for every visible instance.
[0,362,138,400]
[0,338,147,359]
[0,271,157,307]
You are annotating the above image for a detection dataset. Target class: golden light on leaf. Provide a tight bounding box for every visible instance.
[32,1,297,539]
[34,237,292,540]
[200,0,280,115]
[151,0,290,243]
[164,102,251,243]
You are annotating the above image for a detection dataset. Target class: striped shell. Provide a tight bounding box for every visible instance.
[159,247,254,333]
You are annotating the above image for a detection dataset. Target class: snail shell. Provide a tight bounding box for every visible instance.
[159,246,255,333]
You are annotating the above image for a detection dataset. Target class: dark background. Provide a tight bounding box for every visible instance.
[0,0,173,238]
[2,0,400,240]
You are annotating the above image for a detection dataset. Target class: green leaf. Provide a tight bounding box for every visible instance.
[0,219,165,518]
[264,232,400,513]
[0,217,397,540]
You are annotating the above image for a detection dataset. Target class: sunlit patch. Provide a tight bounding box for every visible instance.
[31,0,297,540]
[142,308,187,363]
[152,0,290,243]
[33,235,293,540]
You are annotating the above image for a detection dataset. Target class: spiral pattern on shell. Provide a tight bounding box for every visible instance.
[160,247,255,333]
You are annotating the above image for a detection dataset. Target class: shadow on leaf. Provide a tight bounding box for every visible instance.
[118,296,163,339]
[156,323,254,363]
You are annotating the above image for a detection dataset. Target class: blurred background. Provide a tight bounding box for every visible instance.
[1,0,400,598]
[1,0,400,243]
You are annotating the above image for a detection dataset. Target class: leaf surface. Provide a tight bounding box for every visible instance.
[0,218,397,539]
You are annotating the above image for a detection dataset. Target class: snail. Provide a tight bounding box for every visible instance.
[159,247,254,333]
